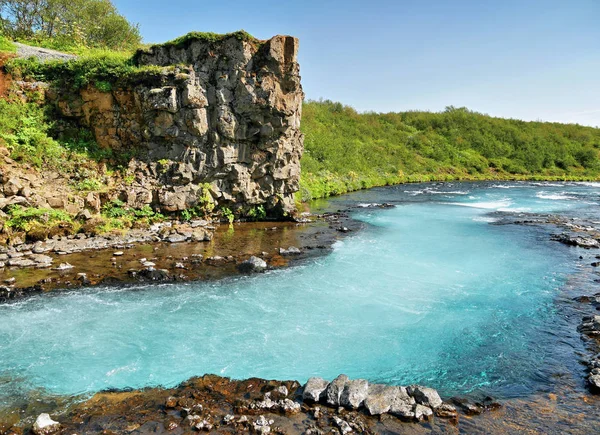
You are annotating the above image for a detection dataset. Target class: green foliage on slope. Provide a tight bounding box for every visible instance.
[0,34,15,53]
[0,0,141,52]
[299,100,600,200]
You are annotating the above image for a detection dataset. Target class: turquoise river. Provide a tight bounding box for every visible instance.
[1,181,599,409]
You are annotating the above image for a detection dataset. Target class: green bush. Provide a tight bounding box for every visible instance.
[300,100,600,200]
[6,206,72,232]
[0,98,65,167]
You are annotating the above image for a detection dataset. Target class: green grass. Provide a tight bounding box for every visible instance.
[0,35,16,53]
[5,51,164,91]
[299,100,600,201]
[0,97,121,171]
[138,30,257,52]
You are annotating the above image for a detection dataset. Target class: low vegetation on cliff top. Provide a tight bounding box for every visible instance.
[299,100,600,200]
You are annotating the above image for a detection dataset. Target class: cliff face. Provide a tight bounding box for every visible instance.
[52,35,304,215]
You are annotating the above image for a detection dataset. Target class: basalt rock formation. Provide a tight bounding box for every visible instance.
[50,34,304,216]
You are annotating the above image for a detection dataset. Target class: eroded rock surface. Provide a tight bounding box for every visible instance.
[50,34,304,216]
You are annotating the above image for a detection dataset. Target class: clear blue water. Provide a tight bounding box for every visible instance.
[1,181,599,408]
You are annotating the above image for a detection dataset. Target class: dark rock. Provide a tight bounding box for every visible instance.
[325,374,349,406]
[407,385,443,409]
[237,256,267,273]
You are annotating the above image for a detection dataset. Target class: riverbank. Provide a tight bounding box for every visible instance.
[0,208,368,303]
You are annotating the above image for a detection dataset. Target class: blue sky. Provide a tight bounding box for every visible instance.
[114,0,599,126]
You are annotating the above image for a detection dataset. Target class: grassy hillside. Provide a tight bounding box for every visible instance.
[299,100,600,200]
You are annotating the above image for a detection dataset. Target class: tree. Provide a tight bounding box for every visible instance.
[0,0,141,50]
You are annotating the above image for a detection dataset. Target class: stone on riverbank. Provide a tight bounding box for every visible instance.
[301,376,448,423]
[33,414,60,435]
[237,256,267,273]
[340,379,369,409]
[325,374,349,406]
[303,377,329,403]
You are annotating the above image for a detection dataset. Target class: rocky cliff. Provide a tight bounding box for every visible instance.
[50,34,304,216]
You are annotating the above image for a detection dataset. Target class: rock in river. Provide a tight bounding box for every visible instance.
[237,256,267,273]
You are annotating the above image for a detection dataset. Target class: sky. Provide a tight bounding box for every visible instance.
[113,0,599,127]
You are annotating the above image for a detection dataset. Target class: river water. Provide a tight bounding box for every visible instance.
[1,181,599,410]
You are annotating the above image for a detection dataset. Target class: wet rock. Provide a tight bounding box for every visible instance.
[579,315,600,336]
[325,374,349,406]
[238,256,267,273]
[435,402,458,418]
[132,267,171,281]
[302,377,329,403]
[551,234,599,248]
[167,234,187,243]
[279,246,301,256]
[339,379,369,409]
[53,262,74,271]
[589,373,600,391]
[407,385,443,409]
[114,251,124,256]
[32,413,60,435]
[30,254,53,267]
[452,398,483,415]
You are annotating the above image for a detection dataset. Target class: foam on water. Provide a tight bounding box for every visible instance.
[0,182,598,408]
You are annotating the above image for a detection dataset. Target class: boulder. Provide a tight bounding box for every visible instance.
[302,377,329,403]
[4,177,23,196]
[33,414,60,435]
[339,379,369,409]
[325,374,349,406]
[237,256,267,273]
[364,384,400,415]
[407,385,443,409]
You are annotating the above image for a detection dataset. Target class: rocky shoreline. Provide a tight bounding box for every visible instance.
[493,210,600,396]
[3,374,506,435]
